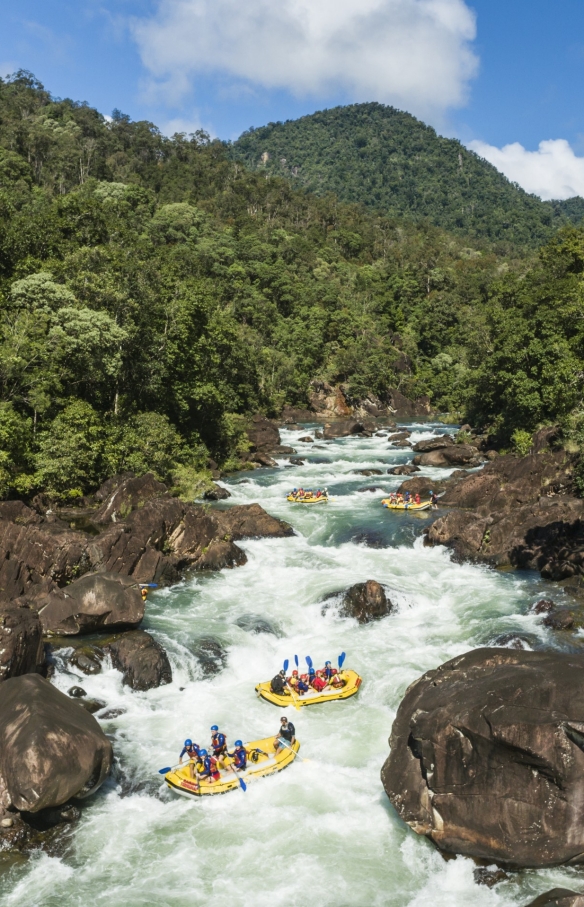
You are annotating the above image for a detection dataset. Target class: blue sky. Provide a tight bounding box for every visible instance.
[2,0,584,198]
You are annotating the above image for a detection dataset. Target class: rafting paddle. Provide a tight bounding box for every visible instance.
[283,658,289,673]
[305,656,313,670]
[338,652,346,672]
[294,655,299,669]
[277,737,310,763]
[227,763,247,792]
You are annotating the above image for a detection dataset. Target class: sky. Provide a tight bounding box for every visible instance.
[1,0,584,200]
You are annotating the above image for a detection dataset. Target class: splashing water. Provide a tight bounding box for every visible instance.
[1,423,579,906]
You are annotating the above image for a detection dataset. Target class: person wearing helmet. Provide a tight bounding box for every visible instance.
[179,738,202,778]
[430,490,439,509]
[270,669,288,696]
[230,740,248,771]
[198,749,221,783]
[310,668,327,693]
[210,726,228,767]
[287,669,299,690]
[296,674,309,694]
[322,661,336,682]
[274,716,296,752]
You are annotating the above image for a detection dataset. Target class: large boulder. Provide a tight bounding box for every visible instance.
[411,435,452,453]
[246,414,280,453]
[381,648,584,868]
[524,891,584,907]
[34,572,145,636]
[107,630,172,691]
[215,503,293,541]
[280,405,316,423]
[412,445,482,468]
[323,420,364,440]
[0,603,44,681]
[93,473,167,524]
[340,580,392,623]
[309,380,352,418]
[0,674,112,812]
[425,450,584,578]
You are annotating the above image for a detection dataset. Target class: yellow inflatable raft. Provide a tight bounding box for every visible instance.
[255,670,362,707]
[381,499,431,512]
[164,736,300,798]
[286,494,328,504]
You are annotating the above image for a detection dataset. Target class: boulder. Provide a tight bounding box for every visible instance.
[191,636,228,676]
[298,435,314,443]
[0,603,44,682]
[203,484,231,501]
[323,420,364,440]
[280,405,315,423]
[215,503,293,541]
[354,469,383,476]
[235,614,280,636]
[381,647,584,868]
[524,891,584,907]
[412,445,482,468]
[387,389,432,417]
[0,674,112,812]
[246,414,280,452]
[388,465,420,476]
[387,431,411,443]
[107,630,172,691]
[398,477,446,497]
[340,580,392,623]
[411,436,452,453]
[34,572,145,636]
[93,473,167,524]
[289,457,306,466]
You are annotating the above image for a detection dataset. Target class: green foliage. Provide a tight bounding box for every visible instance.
[34,400,104,497]
[511,430,533,458]
[231,103,578,248]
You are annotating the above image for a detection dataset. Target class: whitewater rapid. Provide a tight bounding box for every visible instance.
[0,423,580,906]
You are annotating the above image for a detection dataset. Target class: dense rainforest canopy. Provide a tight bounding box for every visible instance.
[0,71,583,500]
[231,103,582,249]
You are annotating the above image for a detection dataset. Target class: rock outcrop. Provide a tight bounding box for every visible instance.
[524,891,584,907]
[34,572,145,636]
[0,674,112,812]
[424,448,584,579]
[382,647,584,868]
[0,603,44,681]
[246,414,281,453]
[340,580,392,623]
[309,380,352,418]
[323,420,364,440]
[106,630,172,691]
[412,444,483,468]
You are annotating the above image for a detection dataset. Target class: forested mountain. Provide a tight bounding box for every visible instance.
[0,71,583,501]
[231,103,582,248]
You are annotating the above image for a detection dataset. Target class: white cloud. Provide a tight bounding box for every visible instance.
[160,114,214,138]
[469,138,584,201]
[131,0,478,122]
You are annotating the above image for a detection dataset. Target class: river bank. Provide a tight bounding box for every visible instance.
[1,421,583,906]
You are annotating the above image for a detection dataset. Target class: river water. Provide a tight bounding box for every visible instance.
[1,422,582,906]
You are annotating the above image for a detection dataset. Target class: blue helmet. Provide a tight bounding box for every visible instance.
[184,738,192,746]
[308,667,315,675]
[325,661,331,666]
[199,748,208,757]
[234,740,243,747]
[210,725,219,731]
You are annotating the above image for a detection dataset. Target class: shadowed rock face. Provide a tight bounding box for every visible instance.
[340,580,392,623]
[524,891,584,907]
[0,674,112,812]
[323,420,364,440]
[106,630,172,691]
[412,445,482,468]
[381,648,584,868]
[246,414,281,452]
[34,572,145,636]
[0,603,44,681]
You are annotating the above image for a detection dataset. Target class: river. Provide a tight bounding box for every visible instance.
[1,421,581,906]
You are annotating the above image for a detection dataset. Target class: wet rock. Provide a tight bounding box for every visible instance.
[314,431,324,440]
[393,440,412,448]
[235,614,280,636]
[543,609,583,631]
[473,867,510,887]
[388,465,420,476]
[246,414,281,453]
[322,420,364,440]
[0,602,44,682]
[271,445,296,455]
[490,633,533,650]
[203,484,231,501]
[0,674,112,812]
[413,445,482,468]
[486,450,499,461]
[531,599,556,614]
[411,435,452,453]
[387,431,411,443]
[67,686,86,698]
[69,648,103,675]
[99,708,126,719]
[106,630,172,691]
[281,405,316,423]
[250,452,278,467]
[75,698,106,714]
[351,531,389,549]
[354,469,383,476]
[93,473,167,524]
[191,636,228,676]
[215,503,293,542]
[34,572,145,636]
[298,436,314,443]
[524,891,584,907]
[289,457,306,466]
[398,477,446,497]
[340,580,392,623]
[357,486,385,493]
[381,647,584,868]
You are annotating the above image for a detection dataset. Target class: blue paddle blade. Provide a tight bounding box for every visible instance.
[294,654,299,668]
[306,655,313,669]
[283,659,289,672]
[238,777,247,792]
[338,652,346,670]
[158,767,172,774]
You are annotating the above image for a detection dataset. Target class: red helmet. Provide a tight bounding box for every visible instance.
[292,670,298,676]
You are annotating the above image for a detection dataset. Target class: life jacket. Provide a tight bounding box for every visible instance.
[233,748,247,769]
[211,733,226,754]
[296,679,308,693]
[202,755,220,779]
[186,743,201,758]
[300,673,308,682]
[271,674,286,694]
[311,676,327,692]
[323,666,335,680]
